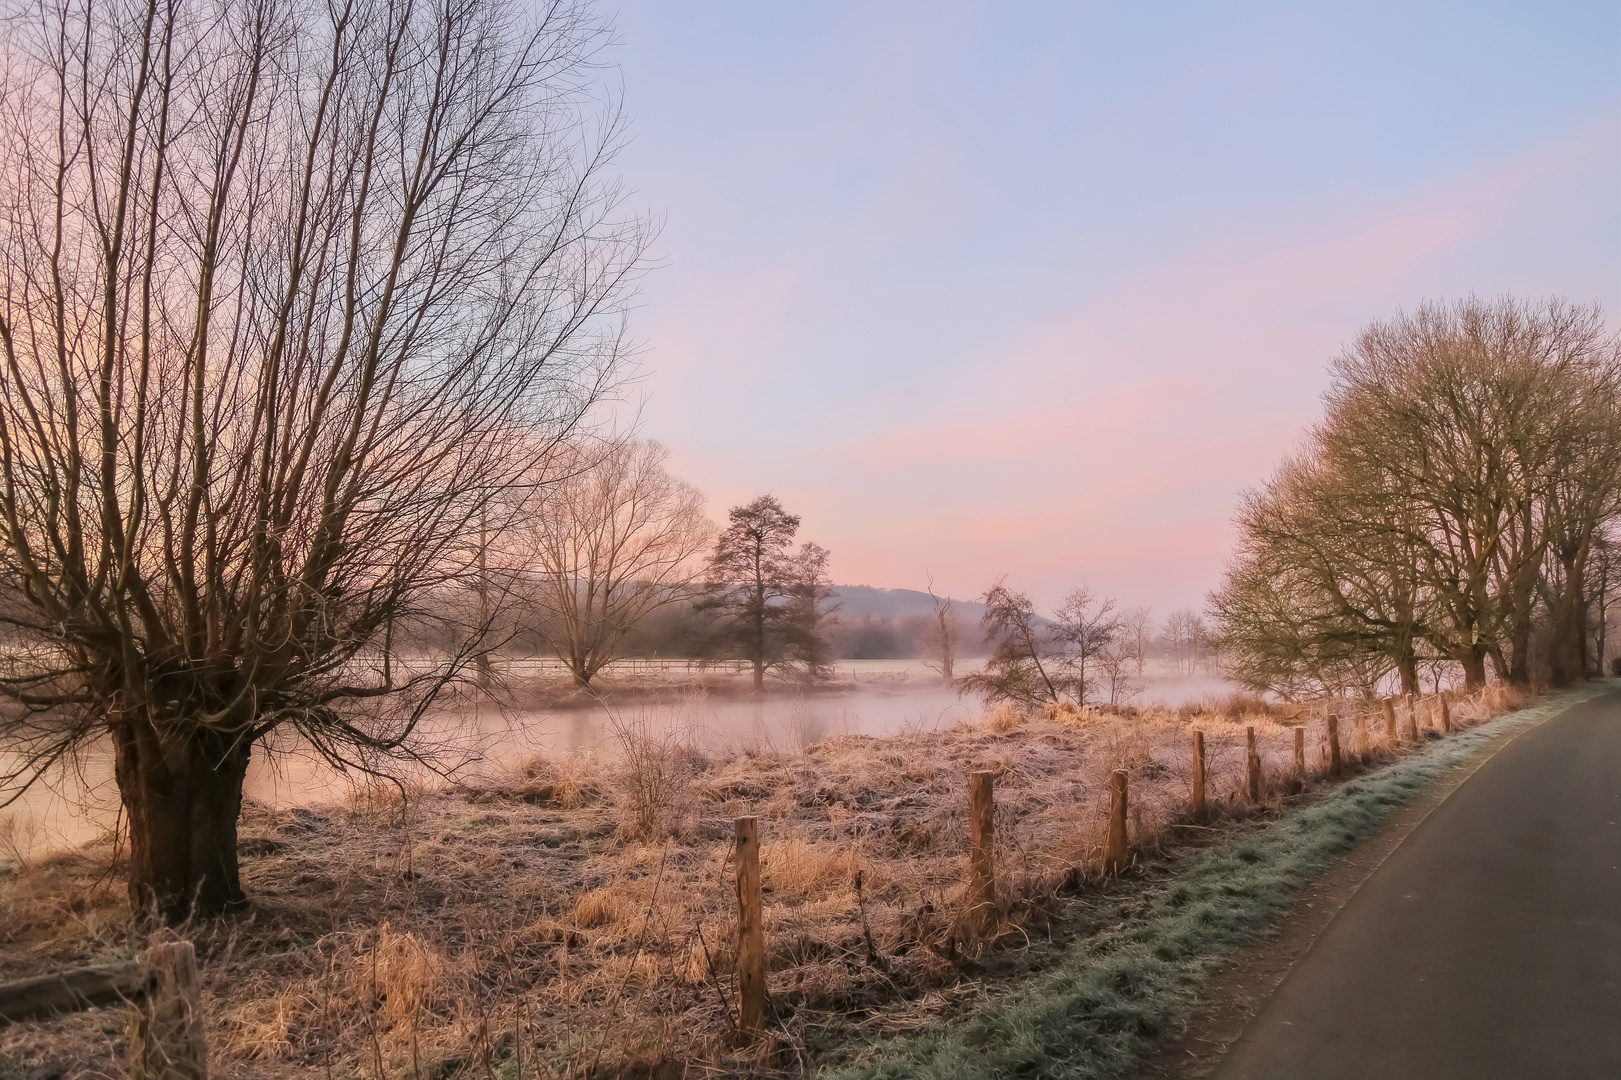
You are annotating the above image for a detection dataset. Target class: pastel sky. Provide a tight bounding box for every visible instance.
[604,1,1621,615]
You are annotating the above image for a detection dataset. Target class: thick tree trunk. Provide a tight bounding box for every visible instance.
[1548,549,1590,686]
[1396,652,1419,695]
[113,713,252,924]
[1458,644,1489,691]
[1506,619,1533,686]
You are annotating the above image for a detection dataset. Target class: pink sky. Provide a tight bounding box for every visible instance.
[607,4,1621,616]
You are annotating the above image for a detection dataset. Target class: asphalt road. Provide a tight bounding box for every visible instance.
[1211,688,1621,1080]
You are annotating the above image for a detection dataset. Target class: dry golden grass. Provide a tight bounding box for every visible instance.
[0,685,1521,1078]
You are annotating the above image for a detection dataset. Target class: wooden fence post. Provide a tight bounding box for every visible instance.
[1381,698,1398,746]
[128,941,207,1080]
[734,817,766,1034]
[1291,726,1306,792]
[1327,714,1343,777]
[1440,692,1453,733]
[1104,769,1129,875]
[1190,730,1206,823]
[967,771,997,933]
[1405,695,1421,743]
[1355,712,1371,758]
[1245,726,1262,803]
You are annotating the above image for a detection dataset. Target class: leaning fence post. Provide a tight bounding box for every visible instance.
[1245,726,1262,803]
[1104,769,1129,874]
[128,940,207,1080]
[1327,713,1343,776]
[1382,698,1398,746]
[967,771,996,933]
[1190,730,1207,823]
[1440,692,1454,733]
[734,817,766,1034]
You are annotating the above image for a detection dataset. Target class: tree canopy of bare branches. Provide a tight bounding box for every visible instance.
[0,0,643,921]
[1211,296,1621,698]
[513,440,713,687]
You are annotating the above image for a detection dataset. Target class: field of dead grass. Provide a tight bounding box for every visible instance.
[0,685,1525,1079]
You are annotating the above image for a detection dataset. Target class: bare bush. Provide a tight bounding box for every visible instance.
[606,705,700,840]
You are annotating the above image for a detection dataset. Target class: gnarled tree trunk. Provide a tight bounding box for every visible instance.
[112,714,252,923]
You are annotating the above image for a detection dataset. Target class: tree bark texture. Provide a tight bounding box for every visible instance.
[113,715,251,922]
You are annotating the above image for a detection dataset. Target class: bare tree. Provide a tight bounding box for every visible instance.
[923,575,960,681]
[0,0,643,921]
[1162,610,1200,677]
[1213,296,1621,694]
[784,542,838,680]
[1051,586,1120,706]
[959,580,1121,708]
[1122,606,1152,675]
[957,580,1059,707]
[1096,642,1141,706]
[514,440,714,687]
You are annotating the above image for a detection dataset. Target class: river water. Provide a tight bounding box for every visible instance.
[0,660,1232,861]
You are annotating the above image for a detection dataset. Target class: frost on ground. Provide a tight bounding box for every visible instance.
[0,684,1587,1078]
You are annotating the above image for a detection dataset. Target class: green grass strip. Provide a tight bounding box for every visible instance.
[827,684,1612,1080]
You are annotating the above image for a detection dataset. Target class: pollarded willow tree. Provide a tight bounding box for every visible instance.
[1212,296,1621,697]
[0,0,643,922]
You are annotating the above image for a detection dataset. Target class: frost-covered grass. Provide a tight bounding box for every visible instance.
[828,683,1610,1080]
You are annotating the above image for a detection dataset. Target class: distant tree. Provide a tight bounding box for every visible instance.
[1096,641,1142,706]
[1051,587,1121,706]
[957,581,1060,707]
[705,496,834,690]
[515,440,715,687]
[1122,606,1153,675]
[1162,610,1196,676]
[924,575,961,681]
[785,543,839,679]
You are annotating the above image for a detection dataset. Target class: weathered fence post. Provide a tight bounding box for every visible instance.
[1405,695,1421,743]
[1440,692,1454,733]
[968,770,997,933]
[1355,712,1371,758]
[1190,730,1207,823]
[734,817,766,1034]
[1291,726,1306,792]
[1381,698,1398,745]
[128,941,207,1080]
[1327,713,1343,777]
[1104,769,1130,875]
[1245,726,1262,803]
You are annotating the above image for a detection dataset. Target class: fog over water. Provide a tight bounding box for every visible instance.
[1,660,1231,861]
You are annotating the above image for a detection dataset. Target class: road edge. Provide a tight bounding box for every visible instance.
[1126,681,1619,1080]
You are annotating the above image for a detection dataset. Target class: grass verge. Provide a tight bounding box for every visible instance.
[826,683,1611,1080]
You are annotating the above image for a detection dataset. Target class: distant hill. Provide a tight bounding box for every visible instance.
[830,585,987,622]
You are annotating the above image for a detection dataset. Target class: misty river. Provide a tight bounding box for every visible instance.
[1,660,1233,862]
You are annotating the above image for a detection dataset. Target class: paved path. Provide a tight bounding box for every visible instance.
[1211,688,1621,1080]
